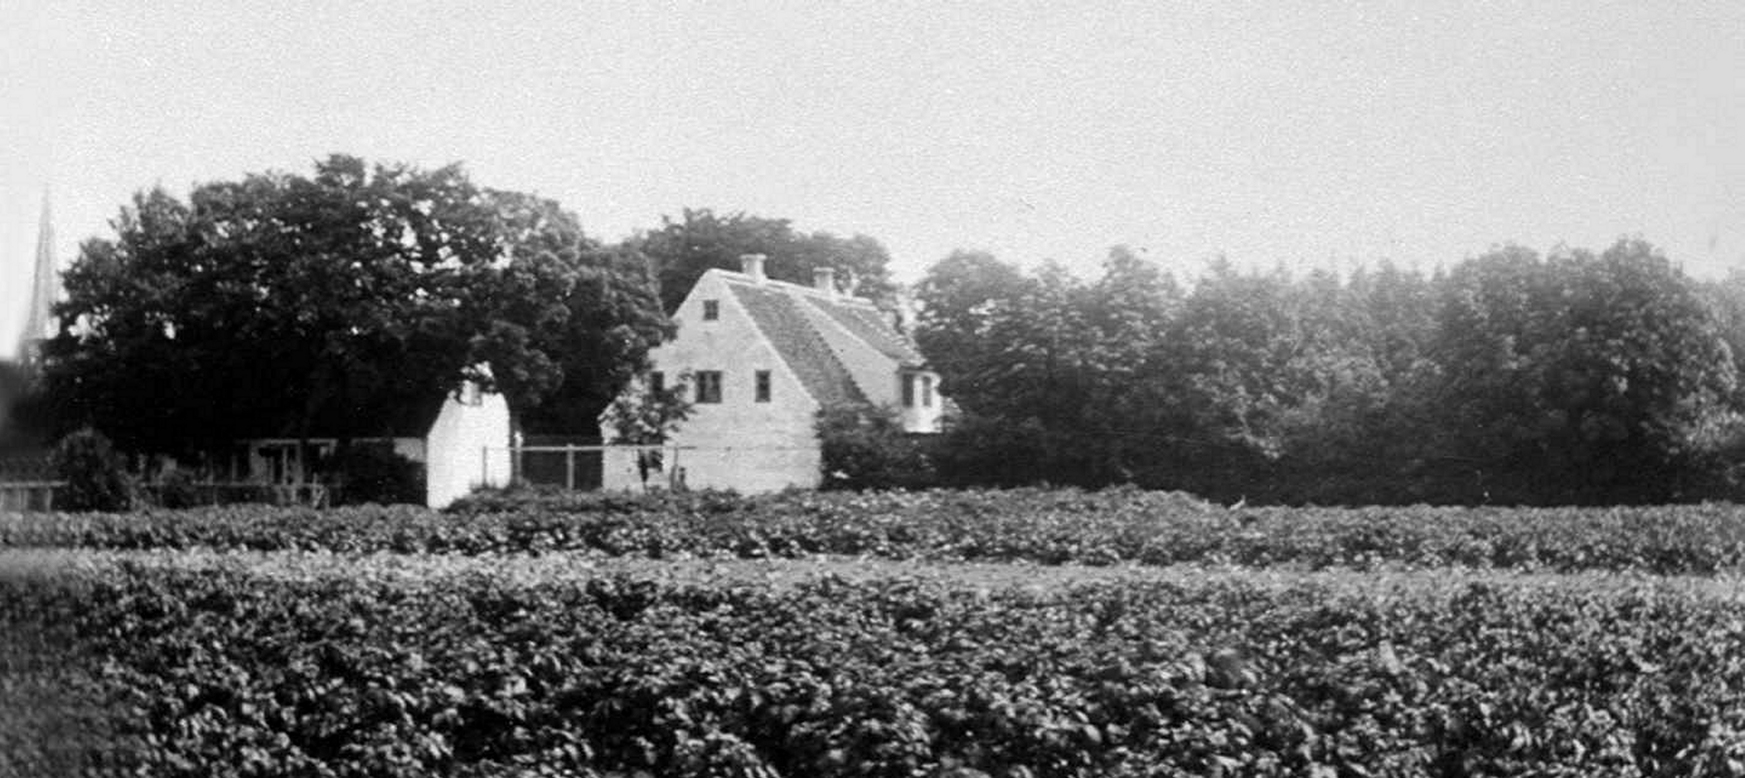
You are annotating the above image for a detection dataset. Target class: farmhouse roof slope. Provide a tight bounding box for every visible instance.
[803,295,926,366]
[715,266,932,405]
[724,279,866,406]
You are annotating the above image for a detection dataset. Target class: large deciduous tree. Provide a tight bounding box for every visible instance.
[634,208,898,314]
[42,155,670,457]
[915,247,1185,486]
[911,237,1735,504]
[1424,239,1736,501]
[478,195,673,434]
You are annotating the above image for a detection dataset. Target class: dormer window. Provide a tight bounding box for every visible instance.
[702,299,720,320]
[900,372,934,408]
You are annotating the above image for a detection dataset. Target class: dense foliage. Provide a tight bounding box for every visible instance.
[16,488,1745,574]
[0,567,118,776]
[816,404,936,490]
[50,427,132,512]
[0,359,49,455]
[916,241,1745,504]
[328,445,425,506]
[7,554,1745,776]
[36,155,671,449]
[634,208,898,314]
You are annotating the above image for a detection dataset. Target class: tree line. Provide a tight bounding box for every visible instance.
[911,242,1745,505]
[14,154,1745,505]
[11,156,894,464]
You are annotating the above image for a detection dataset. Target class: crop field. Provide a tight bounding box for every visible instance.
[8,489,1745,776]
[12,487,1745,573]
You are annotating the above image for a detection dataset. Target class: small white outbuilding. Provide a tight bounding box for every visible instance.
[234,378,513,508]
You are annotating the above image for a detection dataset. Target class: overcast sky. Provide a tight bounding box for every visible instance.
[5,0,1745,357]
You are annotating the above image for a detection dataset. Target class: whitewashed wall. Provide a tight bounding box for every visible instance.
[895,370,944,433]
[601,271,823,493]
[424,385,512,508]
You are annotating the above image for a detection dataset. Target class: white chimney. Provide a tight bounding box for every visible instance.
[739,253,767,283]
[813,266,837,298]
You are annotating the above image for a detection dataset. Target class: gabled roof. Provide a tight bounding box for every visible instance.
[725,280,867,406]
[804,296,926,366]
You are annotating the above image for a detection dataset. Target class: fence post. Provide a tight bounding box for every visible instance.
[565,445,576,491]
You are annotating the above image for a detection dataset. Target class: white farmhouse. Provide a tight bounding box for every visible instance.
[601,254,944,492]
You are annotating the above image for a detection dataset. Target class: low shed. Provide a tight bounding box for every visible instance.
[233,380,512,508]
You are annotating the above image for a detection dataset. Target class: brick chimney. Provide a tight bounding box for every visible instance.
[739,253,767,283]
[813,266,837,298]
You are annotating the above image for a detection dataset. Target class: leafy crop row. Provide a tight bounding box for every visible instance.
[6,555,1745,776]
[0,572,124,777]
[13,487,1745,573]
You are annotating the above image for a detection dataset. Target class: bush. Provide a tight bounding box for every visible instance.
[929,413,1054,487]
[816,404,935,490]
[147,468,202,509]
[49,428,132,512]
[331,444,424,505]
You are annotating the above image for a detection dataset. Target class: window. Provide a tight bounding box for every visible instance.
[901,373,915,407]
[702,299,720,320]
[695,370,723,403]
[755,370,771,402]
[922,375,934,408]
[650,371,665,394]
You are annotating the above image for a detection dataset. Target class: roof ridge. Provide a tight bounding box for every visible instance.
[717,270,883,308]
[798,292,926,367]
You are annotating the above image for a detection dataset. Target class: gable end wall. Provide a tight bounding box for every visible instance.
[602,271,823,493]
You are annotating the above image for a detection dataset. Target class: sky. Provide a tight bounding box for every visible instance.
[4,0,1745,358]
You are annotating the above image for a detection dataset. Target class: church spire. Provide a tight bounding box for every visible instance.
[18,191,57,373]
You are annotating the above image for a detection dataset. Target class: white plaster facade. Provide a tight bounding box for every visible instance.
[602,270,824,492]
[896,370,944,433]
[424,386,513,508]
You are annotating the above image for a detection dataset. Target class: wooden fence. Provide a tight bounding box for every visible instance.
[0,480,62,512]
[0,479,331,512]
[0,456,56,511]
[499,444,693,492]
